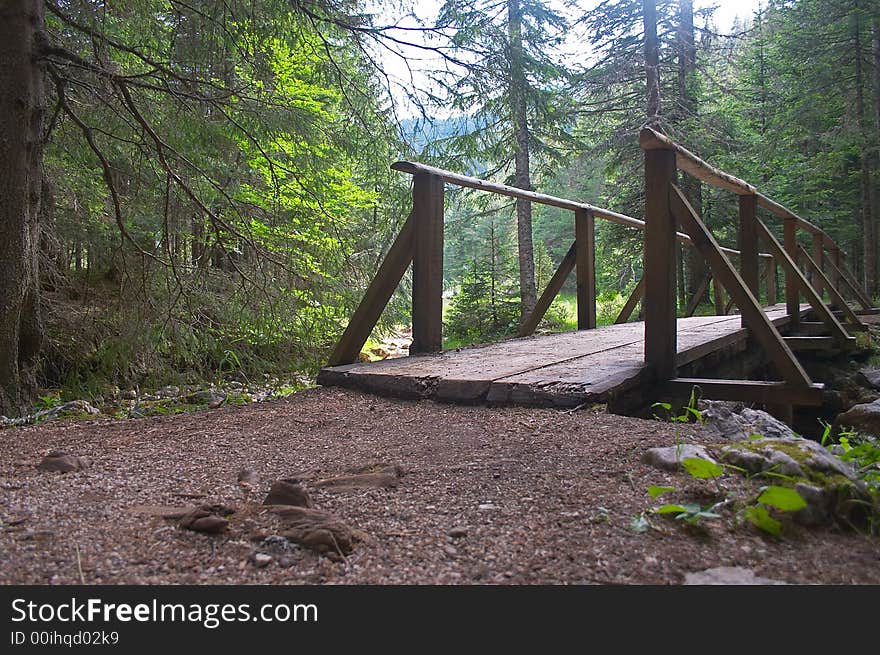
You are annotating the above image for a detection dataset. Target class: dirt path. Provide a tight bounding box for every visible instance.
[1,387,878,584]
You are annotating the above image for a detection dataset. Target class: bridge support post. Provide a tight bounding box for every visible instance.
[643,147,678,381]
[575,209,597,329]
[830,247,842,296]
[411,173,444,354]
[811,234,826,300]
[784,216,800,328]
[766,257,778,305]
[739,193,759,326]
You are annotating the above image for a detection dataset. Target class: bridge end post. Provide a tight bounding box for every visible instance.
[575,209,597,330]
[643,146,678,381]
[738,193,759,326]
[411,173,444,355]
[784,216,800,328]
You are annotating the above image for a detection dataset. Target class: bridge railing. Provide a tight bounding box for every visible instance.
[327,158,775,367]
[639,126,874,413]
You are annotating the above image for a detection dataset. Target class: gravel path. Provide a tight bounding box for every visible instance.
[1,387,878,584]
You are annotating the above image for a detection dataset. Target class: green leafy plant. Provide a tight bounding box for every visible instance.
[681,457,723,480]
[742,485,807,536]
[653,502,722,525]
[651,387,703,424]
[647,485,676,499]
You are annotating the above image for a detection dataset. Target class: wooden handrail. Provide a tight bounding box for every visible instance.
[391,160,772,260]
[639,126,841,253]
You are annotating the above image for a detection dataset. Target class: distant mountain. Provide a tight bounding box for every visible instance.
[399,115,485,153]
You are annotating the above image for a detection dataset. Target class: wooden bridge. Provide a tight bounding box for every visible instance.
[318,128,878,420]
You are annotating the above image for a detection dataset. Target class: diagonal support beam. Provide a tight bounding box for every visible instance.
[798,245,864,333]
[328,212,415,366]
[753,218,853,346]
[669,184,813,388]
[615,276,645,324]
[823,254,874,310]
[518,241,576,337]
[684,272,711,317]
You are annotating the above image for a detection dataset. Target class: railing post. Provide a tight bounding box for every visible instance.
[643,147,678,381]
[738,193,759,325]
[830,246,842,296]
[784,216,799,328]
[575,208,597,329]
[411,172,444,354]
[712,277,725,315]
[811,234,825,300]
[766,257,778,306]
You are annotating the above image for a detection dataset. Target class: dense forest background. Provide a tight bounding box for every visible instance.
[1,0,878,416]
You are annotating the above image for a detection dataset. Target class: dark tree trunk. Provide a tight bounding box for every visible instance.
[508,0,537,322]
[855,10,877,297]
[677,0,706,305]
[644,0,661,125]
[0,0,45,417]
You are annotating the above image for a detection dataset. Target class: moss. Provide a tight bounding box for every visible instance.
[711,440,854,489]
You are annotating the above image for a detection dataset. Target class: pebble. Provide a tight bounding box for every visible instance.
[442,545,458,558]
[448,526,469,539]
[478,503,497,511]
[252,553,273,568]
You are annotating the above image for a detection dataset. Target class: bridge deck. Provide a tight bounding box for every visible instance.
[317,304,802,408]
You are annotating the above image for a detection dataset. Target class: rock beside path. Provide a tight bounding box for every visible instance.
[179,504,234,534]
[312,463,405,491]
[270,506,366,556]
[835,398,880,437]
[263,480,312,507]
[37,451,89,473]
[701,402,796,441]
[684,566,788,585]
[642,444,716,472]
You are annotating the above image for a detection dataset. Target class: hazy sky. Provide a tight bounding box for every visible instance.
[375,0,767,117]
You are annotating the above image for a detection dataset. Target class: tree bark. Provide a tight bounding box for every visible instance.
[676,0,705,305]
[0,0,45,417]
[855,9,877,297]
[644,0,661,125]
[508,0,537,322]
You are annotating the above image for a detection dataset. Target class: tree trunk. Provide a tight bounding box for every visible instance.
[508,0,537,322]
[871,12,880,299]
[644,0,661,125]
[0,0,45,417]
[676,0,706,306]
[855,10,877,297]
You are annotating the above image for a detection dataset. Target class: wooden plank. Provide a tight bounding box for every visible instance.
[798,245,863,331]
[793,321,832,336]
[486,308,798,406]
[327,212,415,366]
[643,148,679,381]
[739,194,760,312]
[755,217,854,346]
[684,272,711,317]
[518,241,576,337]
[616,276,645,324]
[783,336,839,352]
[411,173,444,354]
[663,379,824,406]
[576,209,597,329]
[669,184,813,388]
